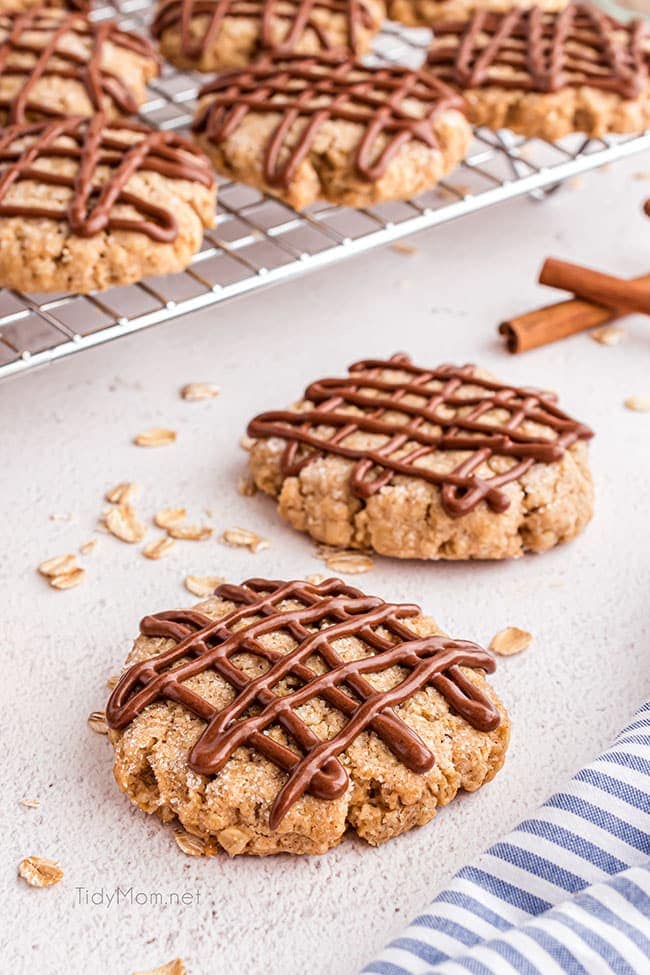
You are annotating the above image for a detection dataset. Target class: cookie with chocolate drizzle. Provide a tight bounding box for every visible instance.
[107,577,510,855]
[425,2,650,139]
[0,0,88,13]
[246,354,594,560]
[388,0,566,30]
[0,8,159,126]
[192,52,472,209]
[152,0,386,72]
[0,115,216,293]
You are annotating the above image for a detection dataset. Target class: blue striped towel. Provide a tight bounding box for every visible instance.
[362,700,650,975]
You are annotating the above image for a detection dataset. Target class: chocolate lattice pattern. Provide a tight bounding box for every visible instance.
[0,9,156,124]
[106,578,500,827]
[248,354,593,517]
[193,54,465,186]
[0,115,213,241]
[426,3,650,99]
[152,0,377,60]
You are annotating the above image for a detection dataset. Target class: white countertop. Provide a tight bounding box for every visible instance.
[2,153,649,975]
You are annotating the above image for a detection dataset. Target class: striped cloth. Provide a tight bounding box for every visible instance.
[363,701,650,975]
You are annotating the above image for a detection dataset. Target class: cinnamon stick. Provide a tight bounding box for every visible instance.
[500,273,650,354]
[539,257,650,315]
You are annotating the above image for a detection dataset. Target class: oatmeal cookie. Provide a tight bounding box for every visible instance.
[426,3,650,139]
[192,52,472,209]
[0,8,159,125]
[246,354,595,560]
[388,0,565,29]
[106,577,510,855]
[152,0,386,72]
[0,115,215,293]
[0,0,87,12]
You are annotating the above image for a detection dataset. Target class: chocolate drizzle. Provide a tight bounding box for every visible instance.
[0,115,214,241]
[426,3,650,99]
[106,577,500,827]
[193,54,465,187]
[0,9,157,124]
[152,0,376,61]
[248,354,593,517]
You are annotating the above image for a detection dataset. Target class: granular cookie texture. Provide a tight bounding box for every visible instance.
[153,0,386,72]
[0,115,215,292]
[246,354,594,560]
[388,0,565,28]
[0,0,87,12]
[0,9,159,125]
[106,577,510,855]
[192,53,472,209]
[426,3,650,139]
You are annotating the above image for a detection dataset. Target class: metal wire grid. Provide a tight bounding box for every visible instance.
[0,1,649,381]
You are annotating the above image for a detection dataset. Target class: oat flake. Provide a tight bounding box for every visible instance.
[133,960,186,975]
[133,428,177,447]
[154,507,187,529]
[184,575,225,598]
[49,568,85,590]
[105,481,140,504]
[143,536,176,560]
[625,395,650,413]
[173,826,205,857]
[105,505,147,543]
[221,527,270,553]
[489,627,533,656]
[18,856,63,888]
[181,382,220,401]
[323,550,374,575]
[87,710,109,735]
[168,524,213,541]
[38,553,77,577]
[590,325,624,346]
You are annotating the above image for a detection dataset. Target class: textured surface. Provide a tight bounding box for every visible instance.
[0,8,158,124]
[109,580,509,854]
[0,0,86,11]
[154,0,386,71]
[1,152,649,973]
[247,358,595,559]
[193,56,472,209]
[388,0,567,28]
[426,5,650,98]
[425,5,650,139]
[454,80,650,139]
[0,118,215,293]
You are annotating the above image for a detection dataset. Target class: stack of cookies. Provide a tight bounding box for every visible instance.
[0,0,648,291]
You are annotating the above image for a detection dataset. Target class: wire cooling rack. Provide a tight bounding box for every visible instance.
[1,1,649,380]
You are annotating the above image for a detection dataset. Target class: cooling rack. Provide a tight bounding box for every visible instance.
[1,1,649,381]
